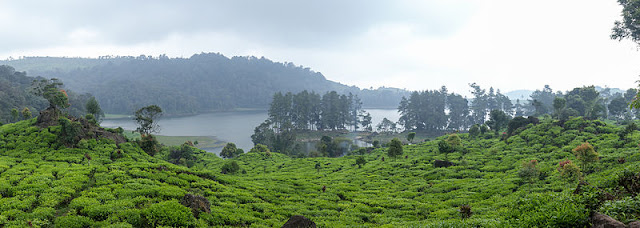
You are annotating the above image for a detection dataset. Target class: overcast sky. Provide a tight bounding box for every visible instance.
[1,0,639,95]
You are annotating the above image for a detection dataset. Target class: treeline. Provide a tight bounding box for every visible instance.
[397,84,637,133]
[3,54,409,115]
[267,90,368,131]
[0,65,92,124]
[251,90,369,156]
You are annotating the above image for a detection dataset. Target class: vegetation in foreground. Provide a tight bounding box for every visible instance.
[2,114,640,227]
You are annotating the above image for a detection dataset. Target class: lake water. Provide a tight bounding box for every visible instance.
[101,109,400,154]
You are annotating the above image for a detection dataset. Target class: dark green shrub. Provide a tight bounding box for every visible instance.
[221,161,240,174]
[144,200,195,227]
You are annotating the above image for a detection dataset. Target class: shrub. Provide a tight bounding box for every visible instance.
[355,156,367,168]
[144,200,195,227]
[558,160,581,183]
[54,215,93,228]
[572,142,599,169]
[518,160,540,184]
[221,161,240,174]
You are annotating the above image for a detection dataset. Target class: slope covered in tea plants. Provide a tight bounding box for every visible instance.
[1,116,640,227]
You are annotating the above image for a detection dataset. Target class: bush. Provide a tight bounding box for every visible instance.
[144,200,195,227]
[221,161,240,174]
[54,215,93,228]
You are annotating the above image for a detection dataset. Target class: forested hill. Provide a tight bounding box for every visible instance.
[0,65,91,123]
[2,54,409,115]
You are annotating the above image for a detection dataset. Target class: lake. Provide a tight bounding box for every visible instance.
[101,109,400,154]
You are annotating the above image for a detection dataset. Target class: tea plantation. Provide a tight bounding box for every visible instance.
[1,117,639,227]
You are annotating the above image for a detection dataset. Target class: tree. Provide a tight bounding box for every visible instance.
[355,156,367,168]
[572,142,599,170]
[387,138,403,159]
[407,132,416,144]
[169,143,195,165]
[221,161,240,174]
[21,108,31,120]
[608,96,628,120]
[469,124,480,138]
[10,108,18,122]
[553,97,566,119]
[31,78,70,109]
[486,109,510,136]
[85,97,104,123]
[134,105,163,135]
[612,0,640,45]
[220,143,242,159]
[58,117,81,146]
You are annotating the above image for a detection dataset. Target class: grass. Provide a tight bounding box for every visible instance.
[122,131,225,149]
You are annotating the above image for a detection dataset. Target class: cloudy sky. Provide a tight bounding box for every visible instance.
[1,0,639,95]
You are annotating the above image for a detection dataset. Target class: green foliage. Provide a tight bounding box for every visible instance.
[139,135,159,156]
[54,215,94,228]
[10,108,18,122]
[2,115,640,227]
[134,105,162,135]
[387,138,403,158]
[558,160,582,183]
[407,132,416,143]
[508,193,589,227]
[600,196,640,223]
[58,117,81,146]
[355,156,367,168]
[468,124,480,138]
[221,161,240,174]
[5,55,408,115]
[85,96,103,123]
[612,0,640,45]
[486,109,510,135]
[220,143,241,159]
[144,200,195,227]
[518,159,540,184]
[572,142,599,169]
[21,107,31,120]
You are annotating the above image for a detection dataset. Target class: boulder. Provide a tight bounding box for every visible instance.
[628,221,640,228]
[282,215,316,228]
[590,213,625,228]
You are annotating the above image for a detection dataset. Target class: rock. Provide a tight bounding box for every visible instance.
[282,215,316,228]
[35,107,60,128]
[180,194,210,217]
[629,221,640,228]
[590,212,625,228]
[434,159,454,168]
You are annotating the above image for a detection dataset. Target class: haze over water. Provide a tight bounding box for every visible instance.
[101,109,400,153]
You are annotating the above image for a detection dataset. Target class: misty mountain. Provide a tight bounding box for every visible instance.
[504,90,533,101]
[2,54,409,115]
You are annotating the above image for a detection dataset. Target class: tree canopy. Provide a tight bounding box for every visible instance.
[134,105,163,135]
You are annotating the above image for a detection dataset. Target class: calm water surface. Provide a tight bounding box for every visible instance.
[101,109,399,154]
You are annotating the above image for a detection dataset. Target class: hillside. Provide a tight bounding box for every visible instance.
[0,65,93,124]
[2,113,640,226]
[1,55,409,115]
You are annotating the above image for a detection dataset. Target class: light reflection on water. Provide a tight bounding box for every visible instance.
[101,109,399,155]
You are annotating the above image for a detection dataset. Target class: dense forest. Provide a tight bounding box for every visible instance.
[395,84,637,134]
[0,65,93,124]
[1,55,409,115]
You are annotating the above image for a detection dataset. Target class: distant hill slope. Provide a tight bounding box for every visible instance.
[504,89,533,101]
[2,54,409,115]
[0,65,91,123]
